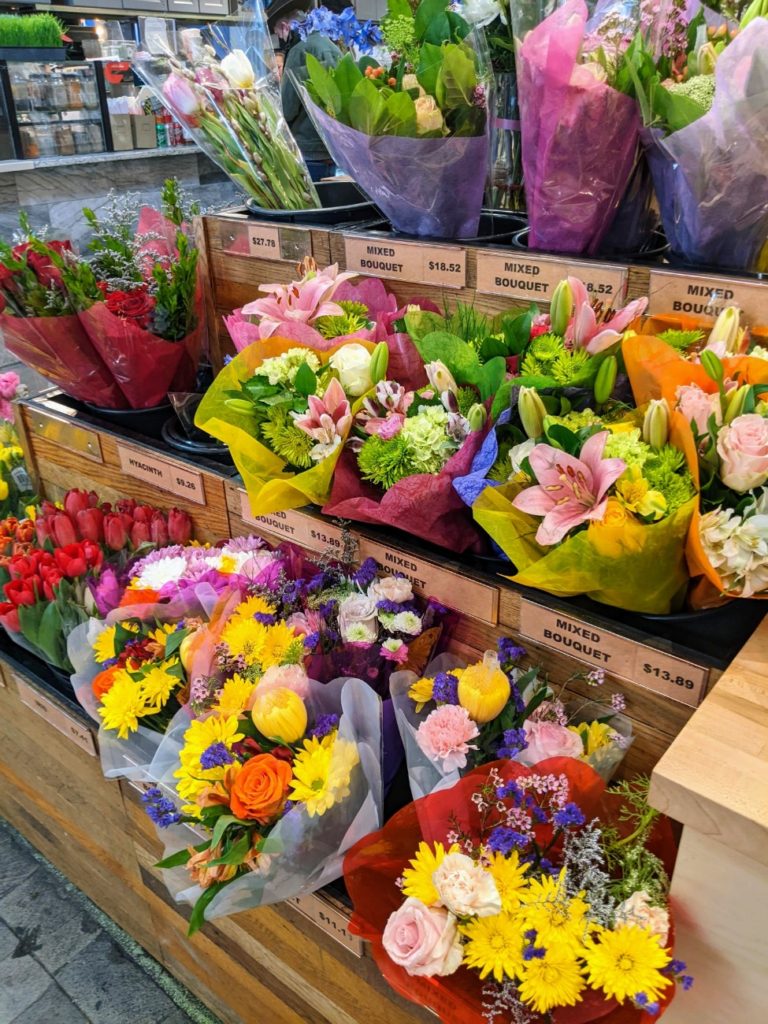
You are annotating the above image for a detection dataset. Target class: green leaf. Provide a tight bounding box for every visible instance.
[476,356,507,403]
[348,77,386,135]
[491,380,514,422]
[206,832,251,867]
[188,881,227,936]
[404,308,445,342]
[479,336,509,361]
[502,309,535,356]
[651,80,706,133]
[545,424,582,456]
[211,814,240,850]
[378,90,417,136]
[156,843,205,870]
[435,43,476,112]
[306,53,342,118]
[293,361,317,397]
[416,42,444,98]
[333,53,364,120]
[165,626,189,659]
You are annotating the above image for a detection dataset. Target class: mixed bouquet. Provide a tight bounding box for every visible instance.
[297,0,490,237]
[393,638,631,800]
[134,0,317,210]
[345,761,692,1023]
[292,5,382,54]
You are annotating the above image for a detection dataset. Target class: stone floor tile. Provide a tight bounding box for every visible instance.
[8,982,89,1024]
[0,834,38,902]
[0,921,17,961]
[0,951,51,1024]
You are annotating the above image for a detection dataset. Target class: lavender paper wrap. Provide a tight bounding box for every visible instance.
[518,0,640,255]
[641,19,768,272]
[304,97,488,239]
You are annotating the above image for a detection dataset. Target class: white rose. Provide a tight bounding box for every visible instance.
[432,853,502,918]
[329,344,373,398]
[220,49,255,89]
[509,438,536,476]
[369,575,414,604]
[338,592,379,642]
[614,890,670,944]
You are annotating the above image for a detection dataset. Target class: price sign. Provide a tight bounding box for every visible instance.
[519,602,708,706]
[238,492,345,553]
[345,236,466,288]
[567,259,628,306]
[290,893,364,957]
[15,676,97,756]
[248,223,280,257]
[476,251,563,301]
[649,268,768,326]
[117,444,205,505]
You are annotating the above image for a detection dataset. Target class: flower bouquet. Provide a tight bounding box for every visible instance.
[145,675,381,932]
[344,760,691,1023]
[133,0,317,209]
[514,0,642,254]
[392,639,631,800]
[296,0,490,237]
[470,409,698,613]
[0,422,36,521]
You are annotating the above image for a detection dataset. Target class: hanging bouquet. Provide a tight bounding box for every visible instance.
[145,675,381,932]
[296,0,490,237]
[470,405,698,613]
[345,760,692,1023]
[393,638,632,800]
[625,7,768,270]
[133,0,317,209]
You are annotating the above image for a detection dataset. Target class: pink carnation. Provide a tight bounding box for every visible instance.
[416,705,479,772]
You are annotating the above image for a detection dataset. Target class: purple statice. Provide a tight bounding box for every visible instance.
[281,579,305,605]
[498,638,526,664]
[376,598,420,614]
[427,598,448,616]
[553,802,586,830]
[487,826,529,855]
[306,571,330,593]
[432,672,460,705]
[522,942,545,961]
[199,742,234,770]
[254,612,277,625]
[497,728,528,759]
[142,787,182,829]
[496,779,524,803]
[319,599,338,618]
[351,558,378,587]
[310,713,340,740]
[304,631,321,650]
[681,976,694,991]
[633,993,660,1015]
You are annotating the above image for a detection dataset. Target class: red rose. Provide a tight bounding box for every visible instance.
[14,240,72,288]
[105,286,155,329]
[54,543,87,579]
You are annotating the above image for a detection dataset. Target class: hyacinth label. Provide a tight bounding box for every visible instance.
[30,407,103,462]
[238,493,344,552]
[116,444,205,505]
[15,675,97,756]
[476,251,628,307]
[519,602,708,706]
[648,268,767,325]
[289,893,364,957]
[247,224,281,258]
[344,236,467,288]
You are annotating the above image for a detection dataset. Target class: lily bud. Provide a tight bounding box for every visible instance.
[593,355,618,405]
[700,349,724,384]
[642,398,670,449]
[467,404,486,431]
[706,306,741,355]
[425,360,458,396]
[518,386,547,439]
[549,279,573,337]
[697,41,718,74]
[369,341,389,385]
[724,383,751,424]
[225,398,255,414]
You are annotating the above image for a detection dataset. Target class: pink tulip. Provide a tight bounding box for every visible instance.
[566,277,649,355]
[512,431,626,546]
[293,378,352,453]
[162,74,201,121]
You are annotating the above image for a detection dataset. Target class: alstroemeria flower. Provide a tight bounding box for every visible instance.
[293,378,352,459]
[566,277,648,355]
[512,431,626,546]
[242,264,358,337]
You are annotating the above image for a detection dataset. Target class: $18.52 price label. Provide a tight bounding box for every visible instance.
[344,236,467,288]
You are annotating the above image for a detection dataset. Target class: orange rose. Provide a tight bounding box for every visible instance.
[119,587,160,607]
[92,666,120,700]
[229,753,292,823]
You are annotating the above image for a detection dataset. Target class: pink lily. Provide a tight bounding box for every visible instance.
[241,264,358,337]
[512,431,626,546]
[293,378,352,457]
[565,277,649,355]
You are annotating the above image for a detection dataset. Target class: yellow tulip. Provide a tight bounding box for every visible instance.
[0,478,8,501]
[251,687,307,744]
[457,651,511,724]
[179,631,198,673]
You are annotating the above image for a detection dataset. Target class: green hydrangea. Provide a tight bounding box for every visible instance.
[550,349,592,386]
[382,13,416,56]
[255,349,321,387]
[666,74,716,114]
[546,408,603,432]
[401,407,455,475]
[315,301,370,340]
[260,407,314,469]
[603,428,651,469]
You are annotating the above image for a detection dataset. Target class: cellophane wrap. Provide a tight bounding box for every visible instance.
[517,0,640,255]
[148,677,382,921]
[343,758,678,1024]
[67,583,222,780]
[0,313,127,407]
[301,95,489,238]
[642,18,768,271]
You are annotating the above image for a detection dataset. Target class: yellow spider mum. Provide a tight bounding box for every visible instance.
[518,869,590,952]
[461,912,524,983]
[259,622,303,670]
[213,673,254,716]
[220,617,269,666]
[487,851,529,913]
[518,943,586,1014]
[401,841,459,907]
[98,673,150,739]
[175,714,245,814]
[583,925,672,1004]
[289,734,359,818]
[93,622,138,664]
[229,594,276,622]
[137,661,181,709]
[408,675,435,713]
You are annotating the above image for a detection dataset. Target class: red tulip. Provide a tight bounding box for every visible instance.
[168,508,192,545]
[130,521,151,547]
[116,499,136,516]
[133,504,155,524]
[104,514,129,551]
[54,543,87,579]
[39,566,63,601]
[51,513,77,548]
[76,507,104,543]
[4,577,39,607]
[63,489,98,518]
[150,512,169,546]
[35,518,52,547]
[8,552,41,578]
[0,601,20,632]
[82,540,103,572]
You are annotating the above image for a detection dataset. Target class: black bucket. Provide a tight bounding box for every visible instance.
[246,180,377,226]
[161,416,233,466]
[511,225,669,263]
[81,401,172,442]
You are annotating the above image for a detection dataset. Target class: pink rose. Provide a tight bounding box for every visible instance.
[416,705,479,772]
[0,371,20,400]
[255,664,310,700]
[515,720,584,766]
[676,384,722,436]
[382,898,463,977]
[338,592,379,643]
[716,413,768,493]
[369,575,414,604]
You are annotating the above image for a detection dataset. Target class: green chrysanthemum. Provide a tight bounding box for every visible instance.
[658,328,705,351]
[315,301,370,340]
[551,348,592,385]
[529,332,565,363]
[521,352,548,378]
[488,440,515,484]
[260,407,314,469]
[358,434,415,489]
[457,386,479,417]
[643,446,695,514]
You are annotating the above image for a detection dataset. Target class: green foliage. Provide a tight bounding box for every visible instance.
[411,330,506,401]
[601,777,669,907]
[0,14,63,48]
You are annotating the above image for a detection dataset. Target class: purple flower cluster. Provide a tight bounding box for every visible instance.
[487,826,529,854]
[199,742,234,770]
[254,612,277,625]
[498,637,526,664]
[432,672,459,705]
[310,713,340,739]
[304,631,321,650]
[142,787,182,829]
[351,558,378,587]
[553,802,586,830]
[497,727,528,759]
[665,959,694,991]
[633,993,660,1015]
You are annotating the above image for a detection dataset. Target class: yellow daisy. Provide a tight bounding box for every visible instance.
[487,851,529,913]
[401,841,459,906]
[461,912,524,983]
[213,673,255,716]
[408,675,435,713]
[98,673,149,740]
[289,734,359,818]
[137,662,181,709]
[518,869,590,952]
[147,623,177,648]
[518,943,586,1014]
[220,617,269,666]
[583,925,672,1004]
[174,714,245,812]
[93,622,138,664]
[259,622,303,670]
[229,594,275,621]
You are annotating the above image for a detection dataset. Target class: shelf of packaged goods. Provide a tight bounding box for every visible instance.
[202,210,768,372]
[16,391,235,545]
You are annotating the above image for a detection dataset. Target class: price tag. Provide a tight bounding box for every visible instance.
[239,492,345,553]
[476,251,563,301]
[357,537,499,625]
[345,236,466,288]
[567,260,628,306]
[519,602,708,706]
[117,444,205,505]
[248,223,280,257]
[15,676,97,756]
[289,893,364,957]
[649,268,768,326]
